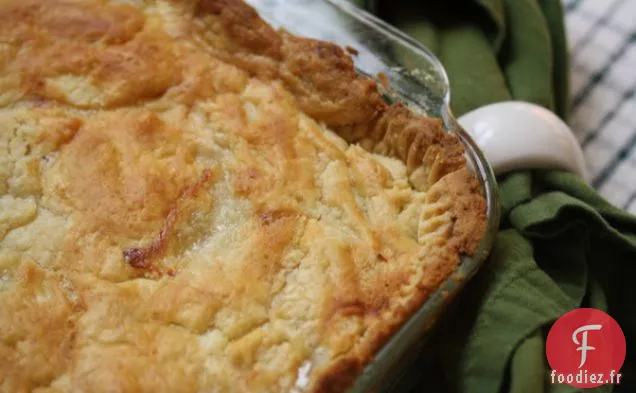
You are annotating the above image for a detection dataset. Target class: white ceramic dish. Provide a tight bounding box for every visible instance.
[458,101,589,182]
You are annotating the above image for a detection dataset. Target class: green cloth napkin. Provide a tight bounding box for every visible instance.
[348,0,636,392]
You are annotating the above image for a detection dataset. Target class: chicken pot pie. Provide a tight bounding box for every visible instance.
[0,0,487,392]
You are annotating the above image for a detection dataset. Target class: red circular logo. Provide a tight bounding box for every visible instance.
[546,308,626,388]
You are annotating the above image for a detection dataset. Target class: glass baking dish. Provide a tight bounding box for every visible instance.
[244,0,501,391]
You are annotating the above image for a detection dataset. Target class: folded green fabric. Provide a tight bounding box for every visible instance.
[348,0,636,392]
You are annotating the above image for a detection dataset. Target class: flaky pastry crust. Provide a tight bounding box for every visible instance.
[0,0,486,392]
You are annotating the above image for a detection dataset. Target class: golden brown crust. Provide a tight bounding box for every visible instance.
[0,1,486,392]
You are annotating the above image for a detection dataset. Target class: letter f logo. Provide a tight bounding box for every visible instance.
[572,324,602,368]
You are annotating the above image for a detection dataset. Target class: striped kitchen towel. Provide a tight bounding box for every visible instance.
[564,0,636,214]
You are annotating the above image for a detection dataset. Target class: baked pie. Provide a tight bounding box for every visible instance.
[0,0,486,392]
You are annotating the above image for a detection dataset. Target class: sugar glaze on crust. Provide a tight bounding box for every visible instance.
[0,0,486,392]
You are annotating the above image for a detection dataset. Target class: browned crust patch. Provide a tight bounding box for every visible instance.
[123,168,216,275]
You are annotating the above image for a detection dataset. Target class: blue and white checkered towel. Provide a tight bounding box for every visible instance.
[564,0,636,214]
